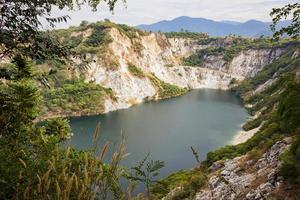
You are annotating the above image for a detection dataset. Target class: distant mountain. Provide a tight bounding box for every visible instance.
[220,20,241,25]
[137,16,290,37]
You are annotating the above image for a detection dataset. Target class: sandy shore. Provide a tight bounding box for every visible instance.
[231,124,262,145]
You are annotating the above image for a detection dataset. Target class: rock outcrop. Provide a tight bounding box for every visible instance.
[195,138,292,200]
[79,27,284,113]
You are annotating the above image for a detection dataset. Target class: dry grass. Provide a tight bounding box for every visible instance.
[17,124,133,200]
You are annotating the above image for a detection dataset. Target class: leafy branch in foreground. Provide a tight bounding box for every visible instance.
[128,153,165,197]
[0,0,125,60]
[270,3,300,39]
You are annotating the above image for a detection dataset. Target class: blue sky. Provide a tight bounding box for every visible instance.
[50,0,296,29]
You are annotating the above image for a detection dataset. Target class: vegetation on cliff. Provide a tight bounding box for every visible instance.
[127,63,188,99]
[183,37,300,66]
[148,74,188,99]
[43,80,116,117]
[0,1,136,199]
[165,31,208,39]
[151,43,300,199]
[128,63,146,78]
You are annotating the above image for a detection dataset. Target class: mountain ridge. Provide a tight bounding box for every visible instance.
[137,16,290,37]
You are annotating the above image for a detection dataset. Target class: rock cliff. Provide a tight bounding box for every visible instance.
[195,138,292,200]
[79,27,284,113]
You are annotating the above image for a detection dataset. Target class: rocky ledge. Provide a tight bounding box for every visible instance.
[195,138,292,200]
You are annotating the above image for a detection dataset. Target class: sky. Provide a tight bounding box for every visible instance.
[50,0,297,29]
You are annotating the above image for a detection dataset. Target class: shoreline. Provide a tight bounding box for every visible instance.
[231,124,262,145]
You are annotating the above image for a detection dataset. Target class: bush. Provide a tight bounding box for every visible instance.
[280,136,300,185]
[148,74,188,99]
[278,81,300,134]
[84,26,112,47]
[127,63,145,78]
[151,169,207,199]
[242,117,263,131]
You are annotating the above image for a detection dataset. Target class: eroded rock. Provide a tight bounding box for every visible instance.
[194,139,291,200]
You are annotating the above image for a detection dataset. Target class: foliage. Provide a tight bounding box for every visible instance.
[279,136,300,186]
[207,71,300,165]
[151,167,207,199]
[233,47,300,96]
[242,117,263,131]
[44,118,73,141]
[183,37,299,66]
[0,57,129,199]
[0,0,123,60]
[206,120,283,165]
[277,80,300,134]
[128,63,146,78]
[148,74,188,99]
[84,26,112,47]
[43,80,116,116]
[183,47,226,66]
[158,81,188,99]
[197,37,219,45]
[165,32,208,39]
[128,153,164,197]
[270,3,300,39]
[276,80,300,186]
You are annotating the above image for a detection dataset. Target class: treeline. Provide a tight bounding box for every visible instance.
[184,37,300,66]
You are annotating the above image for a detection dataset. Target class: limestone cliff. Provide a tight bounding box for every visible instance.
[195,138,292,200]
[78,27,285,113]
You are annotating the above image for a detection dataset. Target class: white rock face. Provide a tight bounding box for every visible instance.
[81,27,284,112]
[194,138,292,200]
[228,48,283,77]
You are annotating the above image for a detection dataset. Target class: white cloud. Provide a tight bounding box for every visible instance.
[49,0,296,29]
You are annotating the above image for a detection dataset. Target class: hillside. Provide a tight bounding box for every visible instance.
[153,44,300,199]
[2,21,299,199]
[16,21,295,120]
[23,21,296,119]
[137,16,291,37]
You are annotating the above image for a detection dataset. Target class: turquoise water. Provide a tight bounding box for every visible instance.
[67,89,248,178]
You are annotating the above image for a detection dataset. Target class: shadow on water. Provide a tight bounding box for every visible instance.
[66,89,249,194]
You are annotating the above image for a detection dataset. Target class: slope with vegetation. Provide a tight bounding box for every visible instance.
[184,37,299,66]
[151,44,300,199]
[1,0,299,199]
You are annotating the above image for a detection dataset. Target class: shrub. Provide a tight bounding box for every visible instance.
[148,74,188,99]
[84,26,112,47]
[280,136,300,186]
[127,63,145,78]
[242,117,263,131]
[151,168,207,199]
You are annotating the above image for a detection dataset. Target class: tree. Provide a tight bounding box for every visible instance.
[0,0,123,60]
[0,56,130,199]
[270,3,300,39]
[129,153,165,197]
[0,0,132,199]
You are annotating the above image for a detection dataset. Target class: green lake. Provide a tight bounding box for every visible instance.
[68,89,249,178]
